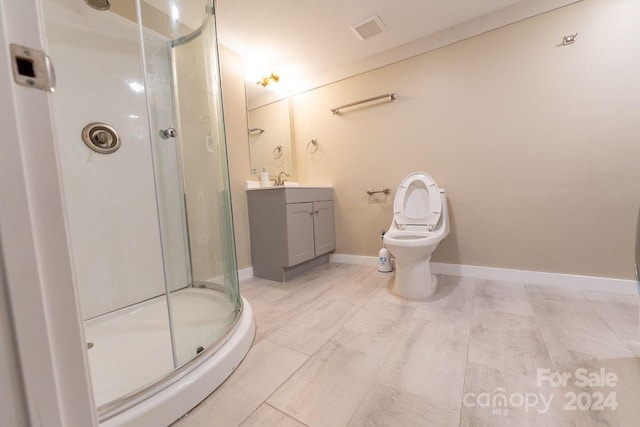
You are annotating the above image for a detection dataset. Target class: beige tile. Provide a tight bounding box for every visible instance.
[528,292,640,426]
[174,340,308,427]
[376,319,470,411]
[348,383,460,427]
[267,337,382,427]
[468,308,553,377]
[241,282,295,312]
[269,264,357,313]
[251,306,292,344]
[287,261,352,284]
[475,280,535,316]
[267,298,416,426]
[525,284,587,304]
[582,291,640,306]
[324,268,387,304]
[530,297,634,362]
[239,404,306,427]
[343,299,415,336]
[349,266,392,286]
[583,291,640,358]
[461,361,575,426]
[411,275,476,326]
[369,284,422,308]
[551,355,640,427]
[239,276,274,291]
[265,298,360,355]
[181,264,640,427]
[439,274,477,291]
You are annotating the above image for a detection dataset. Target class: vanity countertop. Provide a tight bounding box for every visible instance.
[245,181,333,191]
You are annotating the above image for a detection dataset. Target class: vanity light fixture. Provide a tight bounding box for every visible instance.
[257,72,280,87]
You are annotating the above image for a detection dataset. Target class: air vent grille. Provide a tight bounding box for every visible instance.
[351,15,385,41]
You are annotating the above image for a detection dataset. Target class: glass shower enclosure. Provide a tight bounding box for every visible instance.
[41,0,244,421]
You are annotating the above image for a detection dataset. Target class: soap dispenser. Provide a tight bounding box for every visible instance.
[260,167,270,187]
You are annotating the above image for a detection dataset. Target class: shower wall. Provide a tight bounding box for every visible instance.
[45,0,188,319]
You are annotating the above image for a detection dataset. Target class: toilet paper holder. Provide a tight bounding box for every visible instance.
[367,188,390,195]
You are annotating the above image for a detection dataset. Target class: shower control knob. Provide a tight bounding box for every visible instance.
[93,129,115,147]
[159,127,177,139]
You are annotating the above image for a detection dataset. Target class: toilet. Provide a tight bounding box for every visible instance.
[383,172,449,299]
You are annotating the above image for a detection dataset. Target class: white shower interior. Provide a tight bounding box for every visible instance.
[45,0,241,409]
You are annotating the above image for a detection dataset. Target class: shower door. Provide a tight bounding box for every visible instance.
[143,0,241,368]
[41,0,241,418]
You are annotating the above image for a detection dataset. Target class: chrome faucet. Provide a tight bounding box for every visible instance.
[274,170,289,186]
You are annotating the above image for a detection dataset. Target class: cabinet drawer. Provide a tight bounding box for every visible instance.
[284,188,333,203]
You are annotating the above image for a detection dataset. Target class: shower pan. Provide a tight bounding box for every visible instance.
[39,0,254,425]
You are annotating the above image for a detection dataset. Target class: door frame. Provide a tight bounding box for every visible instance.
[0,0,96,425]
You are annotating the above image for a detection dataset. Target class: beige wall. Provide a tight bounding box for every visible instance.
[288,0,640,280]
[220,47,253,270]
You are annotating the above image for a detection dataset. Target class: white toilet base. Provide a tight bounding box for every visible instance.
[393,258,438,299]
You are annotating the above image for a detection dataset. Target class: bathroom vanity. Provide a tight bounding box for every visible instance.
[246,186,335,281]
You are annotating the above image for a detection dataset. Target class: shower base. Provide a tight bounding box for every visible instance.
[84,288,254,426]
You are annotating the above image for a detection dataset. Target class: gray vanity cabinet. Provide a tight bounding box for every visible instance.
[247,187,335,281]
[286,199,336,266]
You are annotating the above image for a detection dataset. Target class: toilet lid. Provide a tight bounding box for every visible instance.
[393,172,442,230]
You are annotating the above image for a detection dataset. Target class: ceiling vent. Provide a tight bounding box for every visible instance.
[350,15,385,41]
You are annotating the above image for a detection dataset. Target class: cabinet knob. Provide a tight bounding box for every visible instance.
[315,210,319,214]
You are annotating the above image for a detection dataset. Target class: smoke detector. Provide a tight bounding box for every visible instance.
[350,15,385,41]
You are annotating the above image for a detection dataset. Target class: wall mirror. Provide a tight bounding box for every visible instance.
[245,79,296,179]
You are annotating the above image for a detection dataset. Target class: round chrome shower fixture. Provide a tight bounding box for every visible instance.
[82,122,121,154]
[84,0,110,11]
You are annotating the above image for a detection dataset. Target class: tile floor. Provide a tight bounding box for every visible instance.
[173,263,640,426]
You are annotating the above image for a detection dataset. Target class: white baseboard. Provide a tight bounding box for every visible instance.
[238,267,254,282]
[329,254,639,296]
[205,267,255,284]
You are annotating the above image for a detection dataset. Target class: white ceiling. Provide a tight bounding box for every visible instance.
[217,0,526,79]
[143,0,579,99]
[213,0,579,101]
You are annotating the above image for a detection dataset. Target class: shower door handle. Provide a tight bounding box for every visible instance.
[159,127,177,139]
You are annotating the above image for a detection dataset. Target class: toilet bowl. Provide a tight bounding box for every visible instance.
[384,172,449,299]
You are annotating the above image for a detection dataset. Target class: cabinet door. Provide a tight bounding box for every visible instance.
[313,200,336,255]
[286,202,315,266]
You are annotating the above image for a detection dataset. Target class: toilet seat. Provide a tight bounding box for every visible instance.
[393,172,442,230]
